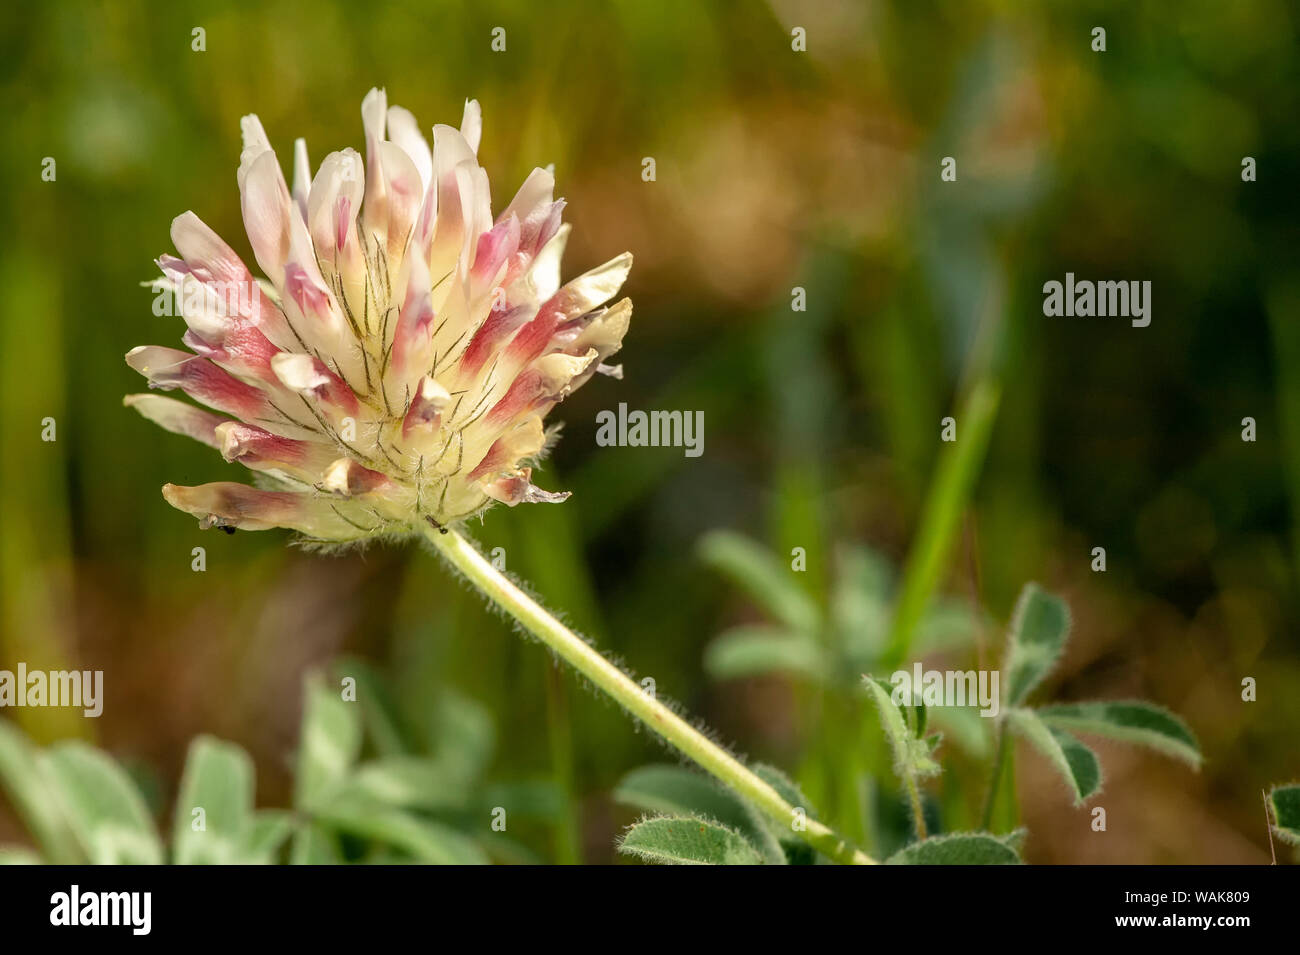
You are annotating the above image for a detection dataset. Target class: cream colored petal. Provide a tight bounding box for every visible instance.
[162,482,373,538]
[386,104,433,193]
[124,393,227,449]
[378,139,423,261]
[361,87,389,241]
[319,457,394,498]
[552,252,633,318]
[240,149,292,286]
[292,138,312,219]
[461,98,482,155]
[237,114,272,190]
[515,222,569,304]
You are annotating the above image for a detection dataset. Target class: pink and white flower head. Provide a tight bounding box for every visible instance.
[126,89,632,542]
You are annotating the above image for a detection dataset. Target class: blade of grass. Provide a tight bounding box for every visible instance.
[886,377,1001,667]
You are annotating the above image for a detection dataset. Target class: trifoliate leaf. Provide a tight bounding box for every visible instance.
[1037,700,1201,769]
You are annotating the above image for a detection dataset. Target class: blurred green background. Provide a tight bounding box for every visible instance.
[1,0,1297,863]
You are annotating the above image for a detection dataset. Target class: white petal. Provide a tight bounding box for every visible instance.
[361,87,389,237]
[461,99,482,154]
[554,252,633,316]
[271,352,330,393]
[292,138,312,220]
[238,114,272,189]
[500,167,555,231]
[521,222,570,303]
[240,149,292,285]
[386,105,433,194]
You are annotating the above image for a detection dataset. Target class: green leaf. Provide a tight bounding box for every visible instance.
[999,828,1028,854]
[1037,700,1201,769]
[172,736,255,864]
[333,657,415,757]
[614,765,753,830]
[1268,784,1300,846]
[478,780,566,822]
[703,625,825,682]
[751,763,820,861]
[832,544,893,663]
[0,847,42,864]
[613,764,783,863]
[863,676,942,784]
[428,689,495,789]
[347,756,465,812]
[312,792,489,864]
[290,823,341,864]
[241,810,295,863]
[0,721,81,863]
[927,704,993,759]
[42,742,163,864]
[698,530,820,634]
[887,832,1022,865]
[885,378,1001,663]
[294,673,362,811]
[915,598,982,654]
[752,763,815,819]
[1003,583,1071,705]
[618,815,765,865]
[1007,708,1101,806]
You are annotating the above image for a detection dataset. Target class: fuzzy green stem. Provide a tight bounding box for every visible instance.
[424,523,876,865]
[904,770,928,840]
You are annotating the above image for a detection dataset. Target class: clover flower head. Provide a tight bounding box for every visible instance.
[126,88,632,541]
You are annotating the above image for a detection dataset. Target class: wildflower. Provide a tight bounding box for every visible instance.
[126,89,631,540]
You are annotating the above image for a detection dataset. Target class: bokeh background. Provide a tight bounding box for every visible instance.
[1,0,1297,863]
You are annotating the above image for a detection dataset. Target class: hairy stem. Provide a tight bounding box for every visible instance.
[423,523,876,865]
[904,769,928,840]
